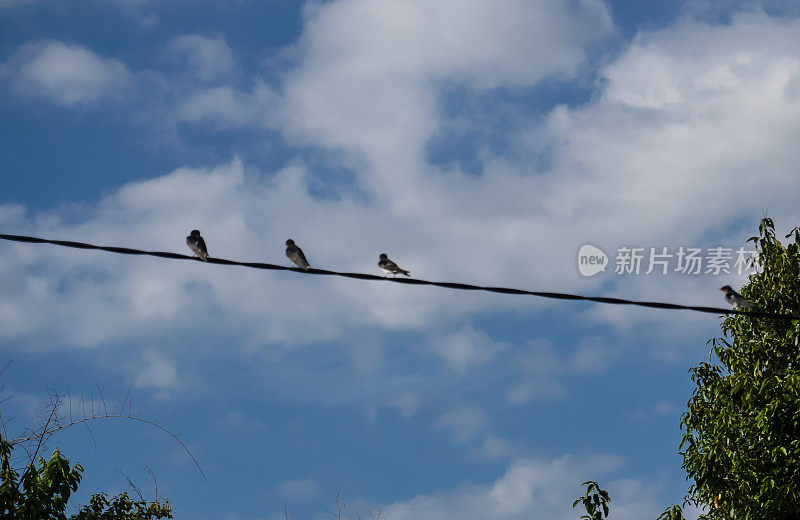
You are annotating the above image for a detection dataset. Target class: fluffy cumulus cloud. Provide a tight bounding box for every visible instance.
[378,454,674,520]
[0,160,329,346]
[169,0,615,139]
[274,0,614,182]
[4,40,134,106]
[0,159,513,351]
[2,8,799,363]
[258,6,800,325]
[544,11,800,237]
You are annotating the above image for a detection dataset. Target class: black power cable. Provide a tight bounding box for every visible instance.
[1,232,797,321]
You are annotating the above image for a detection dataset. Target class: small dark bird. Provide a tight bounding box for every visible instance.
[720,285,756,309]
[286,239,310,270]
[186,229,209,261]
[378,253,410,277]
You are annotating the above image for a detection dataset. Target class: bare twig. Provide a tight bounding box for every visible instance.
[326,495,348,520]
[116,467,145,501]
[82,418,97,449]
[5,385,205,481]
[121,385,133,417]
[0,357,12,377]
[324,495,381,520]
[12,413,206,481]
[144,464,159,501]
[16,393,59,491]
[0,357,13,438]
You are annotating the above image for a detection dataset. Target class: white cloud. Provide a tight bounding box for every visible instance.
[570,337,615,374]
[223,410,245,427]
[276,477,318,501]
[654,401,677,415]
[272,0,614,192]
[168,34,235,81]
[506,378,566,405]
[134,349,179,389]
[1,390,42,419]
[435,406,486,443]
[1,8,799,401]
[478,436,516,460]
[630,400,681,422]
[506,340,570,405]
[430,326,503,372]
[542,12,800,239]
[0,159,500,349]
[379,454,668,520]
[386,391,420,419]
[246,7,799,330]
[7,40,134,106]
[175,82,275,127]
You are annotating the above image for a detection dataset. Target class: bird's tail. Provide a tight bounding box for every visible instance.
[401,269,410,277]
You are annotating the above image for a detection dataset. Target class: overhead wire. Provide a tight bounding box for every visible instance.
[1,232,797,321]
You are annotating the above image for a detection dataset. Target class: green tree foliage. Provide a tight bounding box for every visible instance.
[1,436,171,520]
[572,480,611,520]
[656,504,686,520]
[680,218,800,518]
[71,492,172,520]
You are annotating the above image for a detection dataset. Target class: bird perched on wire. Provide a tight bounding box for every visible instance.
[286,239,310,270]
[720,285,756,309]
[378,253,410,277]
[186,229,209,261]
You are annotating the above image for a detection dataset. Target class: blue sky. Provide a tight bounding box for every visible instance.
[1,1,800,519]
